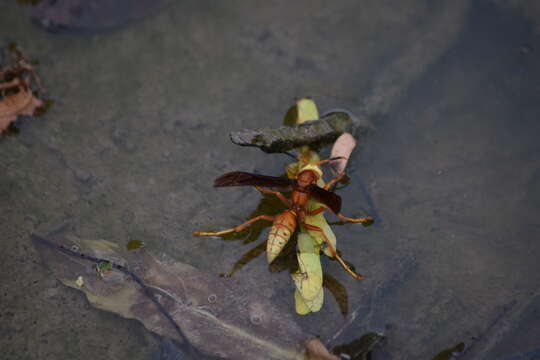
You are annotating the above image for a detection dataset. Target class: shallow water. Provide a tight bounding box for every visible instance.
[1,1,540,359]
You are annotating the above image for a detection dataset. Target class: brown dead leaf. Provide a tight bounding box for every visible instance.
[330,132,357,177]
[0,44,45,133]
[0,79,43,132]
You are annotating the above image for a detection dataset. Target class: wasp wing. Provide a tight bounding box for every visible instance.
[214,171,295,188]
[307,185,342,214]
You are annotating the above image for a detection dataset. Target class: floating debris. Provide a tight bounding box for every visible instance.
[126,239,144,251]
[232,96,373,154]
[329,133,356,178]
[231,112,359,153]
[95,260,113,277]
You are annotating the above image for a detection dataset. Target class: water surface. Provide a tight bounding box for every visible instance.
[1,1,539,359]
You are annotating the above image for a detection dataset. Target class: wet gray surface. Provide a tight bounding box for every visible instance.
[1,0,540,359]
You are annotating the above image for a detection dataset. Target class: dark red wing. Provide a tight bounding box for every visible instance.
[307,185,342,214]
[214,171,295,188]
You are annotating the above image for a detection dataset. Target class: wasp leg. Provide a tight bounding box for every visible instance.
[302,222,364,280]
[323,172,346,190]
[193,215,275,237]
[306,206,327,216]
[315,157,346,167]
[335,213,373,224]
[254,186,291,208]
[308,205,373,225]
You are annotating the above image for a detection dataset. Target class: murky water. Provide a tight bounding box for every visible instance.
[1,1,540,359]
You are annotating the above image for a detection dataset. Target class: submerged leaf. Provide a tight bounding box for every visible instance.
[32,233,327,360]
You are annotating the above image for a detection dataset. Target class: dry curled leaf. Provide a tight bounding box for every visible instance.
[330,132,357,177]
[0,79,43,132]
[0,44,45,133]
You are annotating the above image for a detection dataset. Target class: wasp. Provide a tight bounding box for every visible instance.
[193,159,373,280]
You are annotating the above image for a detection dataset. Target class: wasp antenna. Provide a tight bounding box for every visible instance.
[314,157,347,167]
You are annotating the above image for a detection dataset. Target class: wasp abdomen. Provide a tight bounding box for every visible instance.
[267,211,296,264]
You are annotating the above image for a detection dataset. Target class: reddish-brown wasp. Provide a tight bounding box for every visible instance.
[193,159,373,280]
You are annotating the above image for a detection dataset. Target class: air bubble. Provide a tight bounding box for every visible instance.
[250,313,262,325]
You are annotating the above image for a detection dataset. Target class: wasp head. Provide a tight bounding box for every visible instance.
[297,164,322,187]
